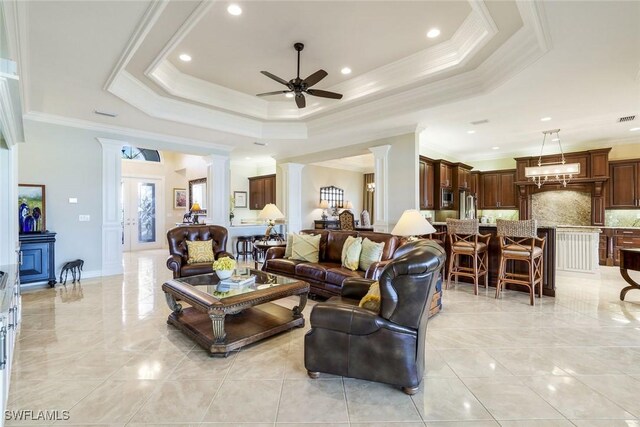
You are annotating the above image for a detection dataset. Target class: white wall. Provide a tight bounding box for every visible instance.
[300,165,364,229]
[230,160,276,223]
[18,129,103,276]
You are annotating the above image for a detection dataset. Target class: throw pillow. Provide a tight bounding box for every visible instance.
[359,238,386,271]
[341,236,363,271]
[359,281,381,312]
[291,233,321,263]
[186,240,215,264]
[284,232,295,258]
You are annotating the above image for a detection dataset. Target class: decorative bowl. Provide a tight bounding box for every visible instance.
[215,269,233,280]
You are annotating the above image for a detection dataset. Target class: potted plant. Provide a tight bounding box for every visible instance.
[212,256,236,280]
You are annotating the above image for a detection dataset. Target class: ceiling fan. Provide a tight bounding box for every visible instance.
[257,42,343,109]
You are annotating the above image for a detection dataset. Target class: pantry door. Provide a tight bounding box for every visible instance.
[122,177,164,251]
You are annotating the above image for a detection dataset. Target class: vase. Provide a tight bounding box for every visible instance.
[216,270,233,280]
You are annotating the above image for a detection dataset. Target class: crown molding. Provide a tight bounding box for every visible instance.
[144,0,498,121]
[1,0,30,114]
[103,0,169,91]
[23,111,235,153]
[0,75,24,146]
[109,71,308,139]
[143,0,213,76]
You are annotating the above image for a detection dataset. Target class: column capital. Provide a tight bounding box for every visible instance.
[202,153,230,166]
[368,144,391,158]
[278,162,305,173]
[97,137,126,150]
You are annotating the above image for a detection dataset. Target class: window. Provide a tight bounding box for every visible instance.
[320,185,344,209]
[121,146,161,162]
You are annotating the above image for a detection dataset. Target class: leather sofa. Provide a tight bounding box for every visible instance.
[263,229,401,298]
[166,225,234,279]
[304,240,446,394]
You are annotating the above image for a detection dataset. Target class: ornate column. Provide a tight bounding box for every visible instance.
[203,154,230,226]
[278,163,305,233]
[97,138,125,276]
[368,145,391,232]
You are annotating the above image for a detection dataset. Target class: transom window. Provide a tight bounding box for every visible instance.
[320,185,344,208]
[121,146,161,162]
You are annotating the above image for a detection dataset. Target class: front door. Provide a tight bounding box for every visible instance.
[122,177,163,251]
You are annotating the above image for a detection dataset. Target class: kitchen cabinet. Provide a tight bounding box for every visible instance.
[248,174,276,210]
[613,229,640,266]
[469,171,480,197]
[609,160,640,208]
[599,231,609,266]
[419,156,435,210]
[455,165,472,190]
[480,170,516,209]
[438,162,453,188]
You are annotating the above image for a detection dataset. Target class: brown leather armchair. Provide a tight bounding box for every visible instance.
[166,225,234,278]
[304,240,446,394]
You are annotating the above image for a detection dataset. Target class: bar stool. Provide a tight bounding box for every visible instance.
[495,219,545,306]
[446,218,491,295]
[235,236,254,261]
[253,234,266,262]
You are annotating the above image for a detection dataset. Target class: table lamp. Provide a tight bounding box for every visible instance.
[344,200,353,211]
[190,202,202,224]
[391,209,436,241]
[259,203,285,238]
[319,200,330,220]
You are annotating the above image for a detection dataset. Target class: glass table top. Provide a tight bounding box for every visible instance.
[175,268,299,300]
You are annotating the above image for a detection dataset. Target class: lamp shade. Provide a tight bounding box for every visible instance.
[258,203,285,220]
[190,202,201,211]
[391,209,437,236]
[319,200,330,209]
[344,200,353,209]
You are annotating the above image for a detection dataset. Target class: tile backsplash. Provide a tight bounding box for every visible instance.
[605,210,640,227]
[531,191,591,226]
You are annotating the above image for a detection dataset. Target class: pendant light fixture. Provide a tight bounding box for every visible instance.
[525,129,580,188]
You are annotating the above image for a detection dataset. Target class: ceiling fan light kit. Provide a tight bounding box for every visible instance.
[256,42,343,108]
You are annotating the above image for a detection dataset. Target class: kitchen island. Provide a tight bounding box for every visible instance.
[432,223,557,297]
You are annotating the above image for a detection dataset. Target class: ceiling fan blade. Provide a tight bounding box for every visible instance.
[256,90,291,97]
[306,89,343,99]
[260,71,290,87]
[295,93,306,108]
[303,69,328,88]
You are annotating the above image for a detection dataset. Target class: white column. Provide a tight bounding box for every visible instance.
[0,144,19,265]
[278,163,305,233]
[369,145,391,232]
[203,153,230,226]
[98,138,125,276]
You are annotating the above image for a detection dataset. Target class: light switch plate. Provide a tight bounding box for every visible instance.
[69,198,78,204]
[79,215,90,222]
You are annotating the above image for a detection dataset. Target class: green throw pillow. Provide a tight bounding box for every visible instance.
[291,233,321,263]
[284,232,295,258]
[359,281,381,312]
[359,238,385,271]
[341,236,362,271]
[186,240,215,264]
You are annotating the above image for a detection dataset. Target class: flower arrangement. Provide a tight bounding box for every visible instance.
[212,256,236,271]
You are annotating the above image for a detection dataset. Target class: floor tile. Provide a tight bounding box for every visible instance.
[201,379,282,423]
[344,378,422,422]
[411,378,493,421]
[574,374,640,417]
[438,349,513,378]
[276,379,348,423]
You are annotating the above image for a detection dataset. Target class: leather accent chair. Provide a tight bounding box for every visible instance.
[166,225,234,278]
[304,240,446,395]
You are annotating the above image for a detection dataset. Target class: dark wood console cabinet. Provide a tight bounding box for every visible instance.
[19,232,57,286]
[248,174,276,211]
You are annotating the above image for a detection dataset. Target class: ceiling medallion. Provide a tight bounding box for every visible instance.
[525,129,580,188]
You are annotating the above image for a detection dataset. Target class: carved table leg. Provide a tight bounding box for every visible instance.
[620,268,640,301]
[292,293,308,318]
[209,310,227,343]
[164,292,183,313]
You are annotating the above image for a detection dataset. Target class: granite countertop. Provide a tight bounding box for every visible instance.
[431,221,558,228]
[431,221,640,230]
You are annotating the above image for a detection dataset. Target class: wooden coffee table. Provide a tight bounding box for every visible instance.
[162,268,309,356]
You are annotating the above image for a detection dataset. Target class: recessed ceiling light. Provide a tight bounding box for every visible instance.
[245,157,251,160]
[540,117,552,121]
[552,138,560,142]
[630,127,640,131]
[179,53,192,62]
[467,130,476,134]
[492,146,500,150]
[285,93,294,98]
[341,67,352,75]
[426,28,441,39]
[227,4,242,15]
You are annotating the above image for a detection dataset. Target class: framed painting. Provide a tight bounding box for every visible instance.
[234,191,247,208]
[18,184,46,233]
[173,188,187,209]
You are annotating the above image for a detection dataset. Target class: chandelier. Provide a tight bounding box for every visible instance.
[525,129,580,188]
